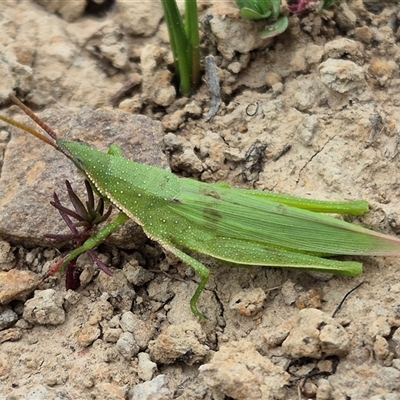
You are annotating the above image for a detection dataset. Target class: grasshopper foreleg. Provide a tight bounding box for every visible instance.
[57,212,129,272]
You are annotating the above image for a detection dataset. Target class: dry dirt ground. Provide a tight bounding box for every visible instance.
[1,0,400,399]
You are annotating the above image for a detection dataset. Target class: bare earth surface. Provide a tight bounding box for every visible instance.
[1,1,400,399]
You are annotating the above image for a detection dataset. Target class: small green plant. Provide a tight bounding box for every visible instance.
[235,0,289,38]
[161,0,200,96]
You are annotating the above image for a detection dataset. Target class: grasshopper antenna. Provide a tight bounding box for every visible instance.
[0,94,58,148]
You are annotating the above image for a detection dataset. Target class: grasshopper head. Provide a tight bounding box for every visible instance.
[57,140,95,175]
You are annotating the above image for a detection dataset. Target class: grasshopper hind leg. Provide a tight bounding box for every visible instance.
[163,244,210,322]
[204,237,363,276]
[162,237,362,321]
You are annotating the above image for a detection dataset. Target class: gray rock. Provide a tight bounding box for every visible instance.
[117,0,163,37]
[137,352,157,381]
[319,59,366,94]
[23,289,65,325]
[128,375,171,400]
[116,331,140,360]
[148,321,208,365]
[282,308,349,358]
[200,340,289,400]
[0,307,18,330]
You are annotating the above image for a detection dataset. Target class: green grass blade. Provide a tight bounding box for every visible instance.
[161,0,192,95]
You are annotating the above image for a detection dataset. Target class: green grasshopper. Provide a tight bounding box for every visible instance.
[2,94,400,321]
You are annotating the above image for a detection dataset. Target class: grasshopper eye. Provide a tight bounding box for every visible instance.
[73,156,86,170]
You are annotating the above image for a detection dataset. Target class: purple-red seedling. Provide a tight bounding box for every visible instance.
[44,180,113,290]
